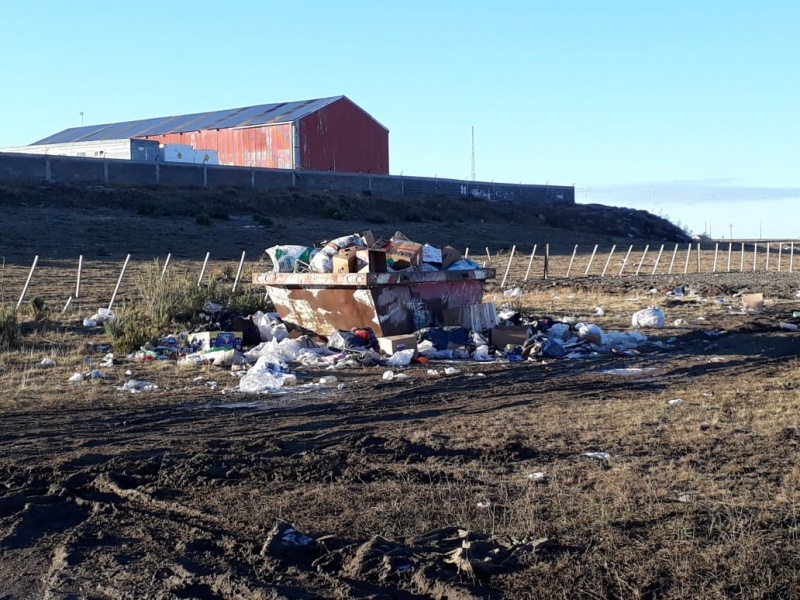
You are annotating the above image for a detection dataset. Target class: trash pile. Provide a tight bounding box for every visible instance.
[266,229,477,274]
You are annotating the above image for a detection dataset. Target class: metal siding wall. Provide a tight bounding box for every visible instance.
[298,98,389,174]
[141,124,292,168]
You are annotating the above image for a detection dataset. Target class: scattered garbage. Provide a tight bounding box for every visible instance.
[631,307,665,328]
[68,372,84,382]
[386,348,415,366]
[444,367,461,375]
[239,356,297,393]
[576,322,602,345]
[476,501,492,509]
[382,371,410,381]
[122,380,158,393]
[667,398,685,405]
[779,322,798,331]
[84,370,109,380]
[83,307,115,328]
[601,367,657,376]
[318,376,338,385]
[583,452,611,460]
[40,358,56,367]
[527,472,552,482]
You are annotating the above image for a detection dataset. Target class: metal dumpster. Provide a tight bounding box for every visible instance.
[252,268,496,337]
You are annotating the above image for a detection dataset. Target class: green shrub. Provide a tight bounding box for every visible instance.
[322,203,346,220]
[208,205,230,220]
[26,297,49,322]
[104,305,157,355]
[0,306,20,348]
[137,201,168,217]
[253,214,273,227]
[195,212,212,226]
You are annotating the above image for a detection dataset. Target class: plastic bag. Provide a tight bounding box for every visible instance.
[386,348,415,366]
[576,323,603,345]
[252,311,274,342]
[309,233,365,273]
[265,245,319,273]
[446,258,481,271]
[631,307,665,328]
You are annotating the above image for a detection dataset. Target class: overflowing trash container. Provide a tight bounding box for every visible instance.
[252,268,495,337]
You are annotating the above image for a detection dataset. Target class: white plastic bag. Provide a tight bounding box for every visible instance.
[252,311,274,342]
[576,323,603,345]
[265,245,319,273]
[386,348,415,366]
[631,307,665,328]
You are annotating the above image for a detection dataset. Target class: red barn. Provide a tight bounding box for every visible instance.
[31,96,389,174]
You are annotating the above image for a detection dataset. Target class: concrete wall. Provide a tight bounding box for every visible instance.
[0,152,574,205]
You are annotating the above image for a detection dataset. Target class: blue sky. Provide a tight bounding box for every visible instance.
[1,1,798,238]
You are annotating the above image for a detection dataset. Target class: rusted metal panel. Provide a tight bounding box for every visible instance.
[252,269,495,337]
[141,124,293,168]
[298,97,389,174]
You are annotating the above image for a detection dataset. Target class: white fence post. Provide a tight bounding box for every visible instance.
[712,243,719,273]
[523,244,537,281]
[500,245,516,288]
[232,251,247,293]
[565,244,578,278]
[600,245,616,278]
[76,255,83,299]
[619,245,633,277]
[668,243,679,274]
[651,244,665,275]
[16,255,39,310]
[198,252,210,287]
[726,242,732,272]
[636,245,649,276]
[584,244,598,276]
[683,243,692,274]
[108,254,131,311]
[161,253,171,279]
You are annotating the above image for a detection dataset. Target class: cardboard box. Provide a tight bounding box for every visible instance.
[360,229,376,247]
[356,248,388,273]
[333,248,358,273]
[378,334,417,355]
[384,240,422,270]
[742,293,763,313]
[189,331,243,352]
[442,303,498,332]
[490,325,530,348]
[441,246,463,269]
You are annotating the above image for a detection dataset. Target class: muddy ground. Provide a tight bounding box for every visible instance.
[2,189,800,598]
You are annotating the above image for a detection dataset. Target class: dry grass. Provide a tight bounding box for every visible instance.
[2,250,800,597]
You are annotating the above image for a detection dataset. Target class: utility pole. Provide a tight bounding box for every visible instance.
[470,126,476,181]
[728,223,734,239]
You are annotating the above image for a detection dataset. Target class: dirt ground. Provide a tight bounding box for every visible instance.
[2,190,800,598]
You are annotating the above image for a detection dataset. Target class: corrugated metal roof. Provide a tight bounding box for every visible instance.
[32,96,346,145]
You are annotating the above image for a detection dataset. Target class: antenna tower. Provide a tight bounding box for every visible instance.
[471,126,476,181]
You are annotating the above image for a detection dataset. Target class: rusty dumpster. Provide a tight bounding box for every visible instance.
[252,268,496,338]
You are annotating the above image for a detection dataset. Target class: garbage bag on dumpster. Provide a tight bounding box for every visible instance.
[265,245,319,273]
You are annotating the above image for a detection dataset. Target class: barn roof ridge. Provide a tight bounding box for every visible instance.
[31,95,354,145]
